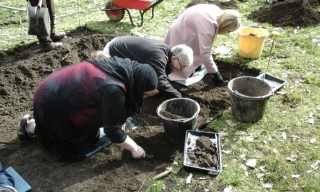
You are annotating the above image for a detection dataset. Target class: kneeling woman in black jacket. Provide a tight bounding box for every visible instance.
[33,56,158,161]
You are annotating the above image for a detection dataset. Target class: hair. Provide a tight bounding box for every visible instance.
[217,9,241,33]
[90,51,110,59]
[170,44,194,67]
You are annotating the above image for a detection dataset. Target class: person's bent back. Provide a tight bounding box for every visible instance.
[92,35,193,98]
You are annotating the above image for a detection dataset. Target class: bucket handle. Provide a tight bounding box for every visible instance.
[233,90,274,99]
[250,25,266,29]
[240,26,269,38]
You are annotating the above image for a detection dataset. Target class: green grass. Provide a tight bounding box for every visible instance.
[1,0,320,191]
[148,180,165,192]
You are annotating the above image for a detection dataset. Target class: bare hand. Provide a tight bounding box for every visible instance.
[131,145,146,159]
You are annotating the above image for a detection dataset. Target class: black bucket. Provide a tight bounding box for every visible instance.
[227,76,273,123]
[157,98,200,144]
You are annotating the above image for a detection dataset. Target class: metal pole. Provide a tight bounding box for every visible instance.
[77,0,80,27]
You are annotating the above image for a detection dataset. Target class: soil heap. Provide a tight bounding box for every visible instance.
[249,0,320,27]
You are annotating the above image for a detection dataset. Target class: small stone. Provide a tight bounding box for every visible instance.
[196,136,212,150]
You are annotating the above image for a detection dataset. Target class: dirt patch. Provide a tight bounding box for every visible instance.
[249,0,320,27]
[186,0,320,28]
[0,27,259,191]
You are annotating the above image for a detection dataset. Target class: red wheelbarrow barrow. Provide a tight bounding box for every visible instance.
[102,0,164,26]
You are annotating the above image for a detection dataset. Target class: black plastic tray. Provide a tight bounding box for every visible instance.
[257,73,286,92]
[183,130,222,176]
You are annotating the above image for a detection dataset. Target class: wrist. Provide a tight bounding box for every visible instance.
[115,136,138,152]
[115,136,145,159]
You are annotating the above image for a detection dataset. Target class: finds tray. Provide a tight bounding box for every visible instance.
[183,130,222,176]
[256,73,286,92]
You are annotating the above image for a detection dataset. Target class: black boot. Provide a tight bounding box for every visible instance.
[50,15,66,41]
[48,42,63,49]
[51,32,66,41]
[38,36,63,50]
[17,114,36,141]
[40,41,63,50]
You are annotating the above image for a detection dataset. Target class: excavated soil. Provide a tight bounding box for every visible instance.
[187,0,320,27]
[249,0,320,27]
[0,27,259,191]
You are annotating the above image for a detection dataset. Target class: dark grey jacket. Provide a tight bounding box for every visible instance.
[108,36,182,98]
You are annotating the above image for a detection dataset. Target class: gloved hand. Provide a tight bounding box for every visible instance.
[213,72,224,83]
[131,145,146,159]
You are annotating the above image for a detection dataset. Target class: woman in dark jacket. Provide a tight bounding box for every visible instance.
[32,56,158,161]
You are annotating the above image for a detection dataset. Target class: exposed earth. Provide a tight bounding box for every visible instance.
[0,27,259,191]
[0,0,319,191]
[249,0,320,27]
[188,0,320,27]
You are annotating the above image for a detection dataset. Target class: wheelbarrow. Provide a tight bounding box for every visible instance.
[102,0,164,27]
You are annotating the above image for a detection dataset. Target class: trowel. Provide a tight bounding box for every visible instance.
[197,113,223,130]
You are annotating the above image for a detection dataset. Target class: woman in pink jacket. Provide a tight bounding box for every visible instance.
[164,4,241,83]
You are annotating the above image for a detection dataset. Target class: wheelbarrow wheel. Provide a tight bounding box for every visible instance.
[105,1,125,22]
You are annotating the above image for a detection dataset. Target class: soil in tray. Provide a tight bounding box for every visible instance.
[159,110,188,119]
[187,136,218,169]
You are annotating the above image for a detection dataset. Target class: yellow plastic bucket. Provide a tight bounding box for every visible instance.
[238,27,269,59]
